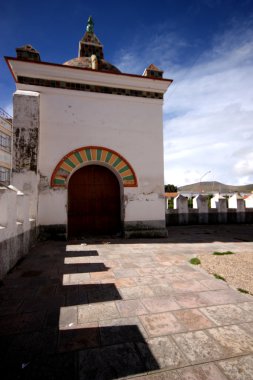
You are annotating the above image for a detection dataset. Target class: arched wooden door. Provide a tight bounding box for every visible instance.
[68,165,121,238]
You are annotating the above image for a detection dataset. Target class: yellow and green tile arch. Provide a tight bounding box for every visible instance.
[51,146,138,188]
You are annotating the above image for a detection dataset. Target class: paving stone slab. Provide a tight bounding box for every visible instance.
[114,269,139,278]
[126,370,179,379]
[239,322,253,337]
[200,304,253,325]
[149,284,174,296]
[170,280,209,293]
[207,325,253,356]
[237,302,253,314]
[140,312,185,337]
[199,278,229,290]
[78,343,149,379]
[141,297,181,313]
[120,285,155,300]
[99,317,148,345]
[178,363,228,380]
[136,335,187,370]
[116,300,148,317]
[115,277,137,287]
[200,289,251,306]
[217,355,253,380]
[172,330,227,364]
[174,292,210,309]
[78,302,120,323]
[0,351,78,380]
[172,308,215,331]
[59,306,78,329]
[58,323,99,352]
[134,276,163,286]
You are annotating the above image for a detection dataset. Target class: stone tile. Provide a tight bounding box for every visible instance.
[87,283,121,303]
[99,317,148,345]
[113,269,138,278]
[17,351,78,379]
[115,277,137,287]
[129,370,180,380]
[200,304,253,325]
[7,328,58,356]
[149,284,173,296]
[78,343,149,379]
[218,355,253,380]
[142,297,181,313]
[120,285,155,300]
[171,280,208,293]
[172,330,226,364]
[178,363,228,380]
[240,322,253,337]
[18,311,46,334]
[90,271,115,280]
[134,276,161,286]
[176,271,209,281]
[174,292,210,308]
[78,302,119,323]
[137,335,187,370]
[208,325,253,355]
[238,302,253,314]
[0,299,23,316]
[140,312,185,337]
[116,300,147,317]
[58,323,99,352]
[199,279,229,290]
[59,306,78,329]
[136,268,159,276]
[68,273,91,285]
[173,309,215,331]
[200,289,250,306]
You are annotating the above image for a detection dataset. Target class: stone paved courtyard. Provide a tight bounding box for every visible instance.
[0,225,253,379]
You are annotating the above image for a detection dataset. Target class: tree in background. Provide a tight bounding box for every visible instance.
[165,184,178,192]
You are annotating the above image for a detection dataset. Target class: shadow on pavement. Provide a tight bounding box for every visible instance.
[69,225,253,244]
[0,242,159,379]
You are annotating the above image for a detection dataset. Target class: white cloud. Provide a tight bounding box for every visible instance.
[164,24,253,186]
[115,20,253,187]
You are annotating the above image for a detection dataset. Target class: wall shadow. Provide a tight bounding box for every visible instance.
[0,243,159,379]
[63,263,110,274]
[69,224,253,244]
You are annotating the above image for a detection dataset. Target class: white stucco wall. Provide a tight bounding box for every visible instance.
[34,87,165,225]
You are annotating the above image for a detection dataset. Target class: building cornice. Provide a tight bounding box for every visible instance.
[5,57,173,95]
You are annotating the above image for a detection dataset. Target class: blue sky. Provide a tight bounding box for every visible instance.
[1,0,253,186]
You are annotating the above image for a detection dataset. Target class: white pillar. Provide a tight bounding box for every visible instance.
[174,194,188,224]
[193,194,208,224]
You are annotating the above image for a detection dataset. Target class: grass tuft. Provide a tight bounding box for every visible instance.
[237,288,249,294]
[189,257,201,265]
[212,251,236,256]
[213,273,226,281]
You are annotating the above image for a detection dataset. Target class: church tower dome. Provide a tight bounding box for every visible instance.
[64,16,121,74]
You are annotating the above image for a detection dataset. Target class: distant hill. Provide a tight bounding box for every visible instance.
[178,181,253,193]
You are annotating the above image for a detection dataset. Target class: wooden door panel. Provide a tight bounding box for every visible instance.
[68,165,120,238]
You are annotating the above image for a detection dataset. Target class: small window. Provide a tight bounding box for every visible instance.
[0,167,10,184]
[0,132,11,152]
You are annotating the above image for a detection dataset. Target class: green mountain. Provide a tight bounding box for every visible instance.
[178,181,253,193]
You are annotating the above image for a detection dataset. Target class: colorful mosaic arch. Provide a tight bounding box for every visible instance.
[51,146,138,188]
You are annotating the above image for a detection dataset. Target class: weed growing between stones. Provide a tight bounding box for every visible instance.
[212,251,236,255]
[213,273,226,281]
[189,257,201,265]
[237,288,250,294]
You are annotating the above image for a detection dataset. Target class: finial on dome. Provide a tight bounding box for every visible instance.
[86,16,94,33]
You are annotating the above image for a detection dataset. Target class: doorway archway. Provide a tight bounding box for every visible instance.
[68,165,121,238]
